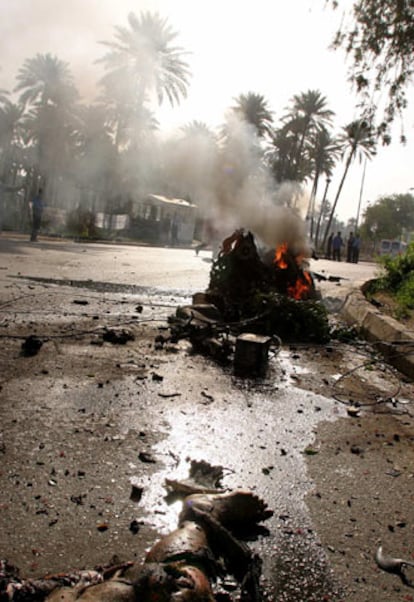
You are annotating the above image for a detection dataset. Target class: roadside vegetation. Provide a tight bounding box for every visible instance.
[366,242,414,321]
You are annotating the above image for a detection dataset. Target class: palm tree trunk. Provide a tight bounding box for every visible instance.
[293,124,309,180]
[308,171,320,241]
[1,137,13,181]
[322,150,355,248]
[355,156,367,229]
[315,176,331,249]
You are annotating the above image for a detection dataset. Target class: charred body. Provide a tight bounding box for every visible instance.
[1,462,273,602]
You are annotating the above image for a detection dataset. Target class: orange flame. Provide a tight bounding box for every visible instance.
[288,270,313,300]
[273,242,313,300]
[273,242,289,269]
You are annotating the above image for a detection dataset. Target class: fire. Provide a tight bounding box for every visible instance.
[273,242,289,269]
[287,270,313,300]
[273,242,313,300]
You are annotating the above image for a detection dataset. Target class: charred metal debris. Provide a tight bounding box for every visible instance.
[166,230,331,373]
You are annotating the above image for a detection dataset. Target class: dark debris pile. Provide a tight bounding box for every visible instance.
[167,231,330,368]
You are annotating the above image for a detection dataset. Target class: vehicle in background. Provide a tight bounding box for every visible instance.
[378,239,408,257]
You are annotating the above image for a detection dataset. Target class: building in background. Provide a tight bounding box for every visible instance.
[131,194,197,245]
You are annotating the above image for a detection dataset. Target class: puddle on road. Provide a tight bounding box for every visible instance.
[120,351,346,600]
[118,351,345,533]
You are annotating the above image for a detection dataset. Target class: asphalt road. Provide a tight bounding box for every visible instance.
[1,234,413,602]
[0,234,379,294]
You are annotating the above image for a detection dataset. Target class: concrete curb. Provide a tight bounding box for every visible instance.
[341,288,414,379]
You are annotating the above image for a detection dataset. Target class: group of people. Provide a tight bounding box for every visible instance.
[326,230,361,263]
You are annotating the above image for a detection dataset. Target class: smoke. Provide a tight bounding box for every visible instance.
[0,0,118,98]
[0,3,311,254]
[164,112,311,256]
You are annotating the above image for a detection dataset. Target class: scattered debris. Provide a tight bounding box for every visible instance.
[303,447,319,456]
[102,328,135,345]
[234,333,271,377]
[311,271,349,283]
[165,460,226,496]
[21,335,43,357]
[167,230,330,374]
[129,519,141,535]
[201,391,214,404]
[70,494,86,506]
[375,545,414,586]
[151,372,163,382]
[129,480,144,503]
[385,468,402,477]
[347,406,361,417]
[138,451,156,464]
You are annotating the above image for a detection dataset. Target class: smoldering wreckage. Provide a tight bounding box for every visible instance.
[168,229,332,376]
[1,229,367,601]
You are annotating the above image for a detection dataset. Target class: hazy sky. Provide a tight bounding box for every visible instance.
[1,0,413,223]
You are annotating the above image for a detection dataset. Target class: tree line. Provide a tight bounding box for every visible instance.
[0,7,413,247]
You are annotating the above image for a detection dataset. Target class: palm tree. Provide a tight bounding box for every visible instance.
[180,120,216,140]
[162,120,218,201]
[71,104,117,208]
[0,99,25,180]
[314,176,332,250]
[284,89,334,179]
[0,94,30,229]
[0,88,10,104]
[22,102,79,203]
[98,11,191,109]
[267,117,312,183]
[306,128,340,242]
[118,106,160,198]
[231,92,273,138]
[15,53,78,109]
[14,53,80,203]
[101,85,159,151]
[322,119,376,247]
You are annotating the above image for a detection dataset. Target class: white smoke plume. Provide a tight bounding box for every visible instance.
[0,3,311,253]
[164,112,311,256]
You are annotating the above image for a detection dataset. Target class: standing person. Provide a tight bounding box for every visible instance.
[332,231,343,261]
[352,233,361,263]
[326,232,334,259]
[346,231,355,262]
[30,188,44,242]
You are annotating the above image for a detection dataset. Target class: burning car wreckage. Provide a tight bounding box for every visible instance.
[167,228,331,375]
[1,230,334,602]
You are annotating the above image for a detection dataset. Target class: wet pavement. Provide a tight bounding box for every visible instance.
[1,235,414,601]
